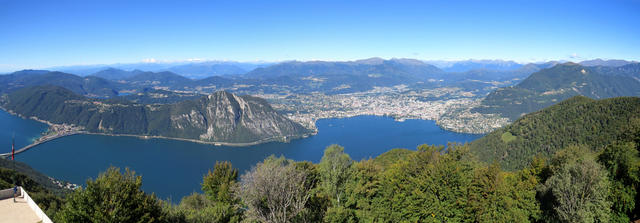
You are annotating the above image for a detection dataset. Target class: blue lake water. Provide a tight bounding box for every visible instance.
[0,110,481,201]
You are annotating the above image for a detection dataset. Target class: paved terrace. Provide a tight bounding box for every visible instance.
[0,187,51,223]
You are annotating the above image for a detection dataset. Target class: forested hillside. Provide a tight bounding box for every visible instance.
[474,63,640,120]
[470,96,640,170]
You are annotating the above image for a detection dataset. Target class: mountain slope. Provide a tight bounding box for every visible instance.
[114,88,204,104]
[0,86,312,144]
[470,96,640,170]
[473,63,640,120]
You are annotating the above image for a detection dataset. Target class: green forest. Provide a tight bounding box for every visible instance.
[471,96,640,170]
[2,95,640,222]
[6,140,638,222]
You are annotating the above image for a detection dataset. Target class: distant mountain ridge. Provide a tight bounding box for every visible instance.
[0,70,121,97]
[430,59,524,73]
[244,58,446,79]
[0,86,312,144]
[579,59,636,67]
[48,61,272,78]
[163,61,271,78]
[473,62,640,120]
[7,58,637,100]
[2,58,568,98]
[238,58,454,93]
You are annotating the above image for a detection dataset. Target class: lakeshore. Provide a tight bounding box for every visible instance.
[3,111,482,200]
[0,107,316,148]
[82,131,315,147]
[1,103,482,156]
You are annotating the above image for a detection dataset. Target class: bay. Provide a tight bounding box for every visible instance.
[0,110,481,200]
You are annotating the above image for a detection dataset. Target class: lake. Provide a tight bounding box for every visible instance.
[0,110,481,201]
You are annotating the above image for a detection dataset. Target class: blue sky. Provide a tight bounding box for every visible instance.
[1,0,639,71]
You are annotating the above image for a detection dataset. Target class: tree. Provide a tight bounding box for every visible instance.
[293,161,329,223]
[171,161,242,223]
[342,159,384,222]
[237,156,314,223]
[539,147,612,222]
[467,162,540,222]
[598,142,640,222]
[370,144,474,222]
[175,193,240,223]
[319,145,353,206]
[202,161,238,203]
[55,167,168,223]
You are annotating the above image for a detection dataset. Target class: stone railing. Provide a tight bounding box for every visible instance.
[0,187,21,199]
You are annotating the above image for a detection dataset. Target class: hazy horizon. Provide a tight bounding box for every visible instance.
[2,0,638,72]
[4,57,638,74]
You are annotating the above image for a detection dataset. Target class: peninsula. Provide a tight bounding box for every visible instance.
[0,86,313,145]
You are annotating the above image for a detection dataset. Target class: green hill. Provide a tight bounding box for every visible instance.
[473,63,640,120]
[0,70,121,98]
[470,96,640,170]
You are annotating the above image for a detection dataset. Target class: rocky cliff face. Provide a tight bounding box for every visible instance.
[2,86,312,144]
[168,91,310,143]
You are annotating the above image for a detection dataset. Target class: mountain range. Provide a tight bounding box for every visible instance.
[244,58,445,79]
[3,58,549,97]
[47,61,273,78]
[4,58,635,100]
[7,58,630,79]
